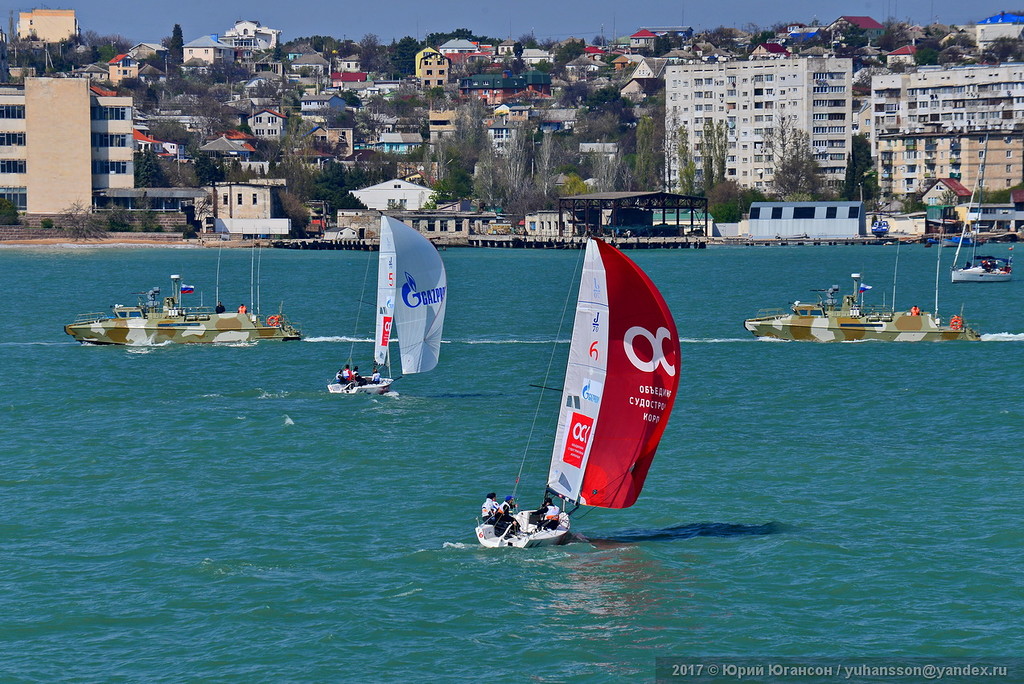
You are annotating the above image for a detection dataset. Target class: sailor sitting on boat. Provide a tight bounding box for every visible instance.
[493,495,520,536]
[534,497,561,530]
[370,367,381,384]
[338,365,353,384]
[481,493,500,524]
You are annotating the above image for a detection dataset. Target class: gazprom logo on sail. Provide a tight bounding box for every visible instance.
[581,378,602,404]
[401,272,446,309]
[562,412,593,468]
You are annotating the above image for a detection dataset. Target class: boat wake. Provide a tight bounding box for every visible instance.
[680,337,760,344]
[590,521,786,544]
[981,332,1024,342]
[463,338,571,345]
[303,335,373,343]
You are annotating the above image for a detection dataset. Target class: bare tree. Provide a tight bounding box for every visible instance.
[58,201,106,239]
[765,114,823,199]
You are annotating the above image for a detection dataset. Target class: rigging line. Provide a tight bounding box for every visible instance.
[512,245,587,501]
[348,248,375,365]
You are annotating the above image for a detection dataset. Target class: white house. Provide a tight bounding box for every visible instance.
[249,108,287,139]
[222,20,281,51]
[352,179,434,211]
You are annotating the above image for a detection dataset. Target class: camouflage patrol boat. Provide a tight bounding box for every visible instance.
[744,273,980,342]
[65,275,301,345]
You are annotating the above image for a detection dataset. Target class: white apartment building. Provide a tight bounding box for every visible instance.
[871,64,1024,196]
[665,57,853,192]
[0,78,133,214]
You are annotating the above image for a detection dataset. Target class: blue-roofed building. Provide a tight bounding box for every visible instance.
[975,11,1024,47]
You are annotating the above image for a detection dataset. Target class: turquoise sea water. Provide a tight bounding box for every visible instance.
[1,243,1022,682]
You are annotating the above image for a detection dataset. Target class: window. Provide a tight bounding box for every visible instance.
[252,193,258,205]
[0,187,27,210]
[848,206,860,218]
[222,194,229,205]
[91,106,129,121]
[91,133,128,148]
[793,206,816,219]
[0,160,26,174]
[91,160,128,174]
[0,105,25,118]
[749,207,760,219]
[237,193,243,205]
[0,133,26,146]
[771,207,783,219]
[826,206,838,219]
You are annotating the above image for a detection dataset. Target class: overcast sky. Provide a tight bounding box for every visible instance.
[53,0,1004,44]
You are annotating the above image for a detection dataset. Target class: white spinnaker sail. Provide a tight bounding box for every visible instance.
[373,218,397,366]
[385,216,447,374]
[548,241,609,503]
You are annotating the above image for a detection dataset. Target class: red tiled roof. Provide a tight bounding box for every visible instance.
[223,130,256,140]
[757,43,790,54]
[939,178,971,196]
[335,71,368,82]
[90,85,118,97]
[254,108,286,118]
[888,45,917,55]
[840,16,884,30]
[108,53,128,64]
[584,46,606,54]
[133,129,160,143]
[1011,188,1024,203]
[631,29,657,38]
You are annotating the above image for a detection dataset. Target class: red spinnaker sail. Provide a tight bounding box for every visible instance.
[585,241,679,508]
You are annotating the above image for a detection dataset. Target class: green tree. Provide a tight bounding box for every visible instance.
[915,47,939,66]
[168,24,184,64]
[432,164,474,202]
[674,125,698,196]
[700,119,728,190]
[632,116,662,190]
[0,198,19,225]
[193,154,224,186]
[390,36,423,76]
[560,173,589,196]
[134,149,168,188]
[842,134,878,201]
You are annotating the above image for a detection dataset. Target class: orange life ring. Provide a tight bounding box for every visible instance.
[266,315,281,327]
[950,316,963,331]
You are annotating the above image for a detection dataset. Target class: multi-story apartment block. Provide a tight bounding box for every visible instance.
[17,9,78,43]
[871,65,1024,197]
[0,78,133,214]
[665,57,853,192]
[415,48,449,89]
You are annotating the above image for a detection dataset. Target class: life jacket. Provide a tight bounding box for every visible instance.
[341,369,352,380]
[545,504,561,520]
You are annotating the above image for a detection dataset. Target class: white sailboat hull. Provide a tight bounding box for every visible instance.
[327,379,393,395]
[475,511,571,548]
[951,267,1012,283]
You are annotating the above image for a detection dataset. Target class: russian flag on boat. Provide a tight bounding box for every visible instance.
[180,284,195,294]
[859,284,872,292]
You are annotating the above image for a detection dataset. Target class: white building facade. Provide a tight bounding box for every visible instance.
[665,57,853,192]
